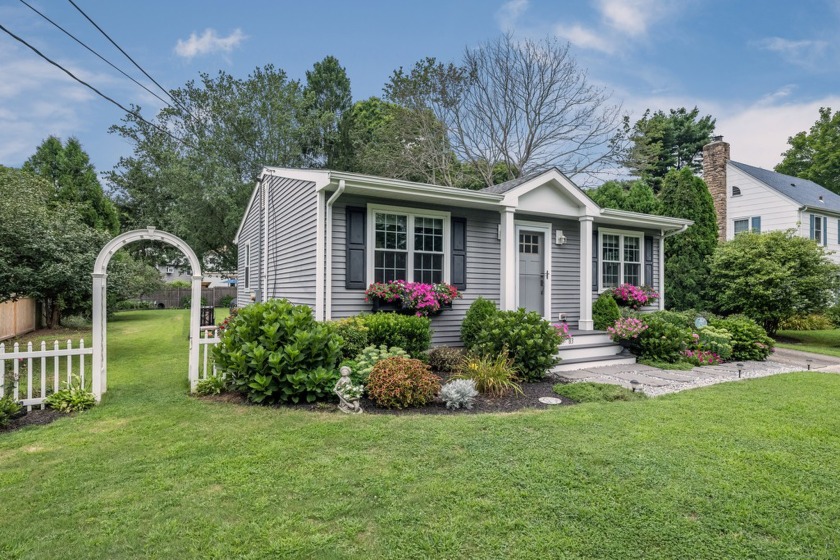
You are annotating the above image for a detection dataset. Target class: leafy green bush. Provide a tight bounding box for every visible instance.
[196,374,228,396]
[825,304,840,327]
[168,279,191,288]
[0,395,23,428]
[471,309,564,380]
[346,344,409,385]
[637,314,692,363]
[331,316,370,361]
[461,297,498,348]
[213,299,342,404]
[359,313,431,358]
[219,295,235,308]
[593,292,620,330]
[427,346,464,373]
[695,326,733,360]
[44,385,96,412]
[709,316,774,361]
[60,314,89,328]
[553,382,646,403]
[181,295,208,309]
[779,313,835,331]
[366,356,441,409]
[455,352,522,397]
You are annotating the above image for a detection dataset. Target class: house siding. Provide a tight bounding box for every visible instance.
[330,195,501,345]
[236,185,262,308]
[265,175,318,306]
[727,164,799,239]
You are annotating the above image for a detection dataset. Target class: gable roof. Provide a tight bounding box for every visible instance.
[480,171,546,194]
[730,160,840,212]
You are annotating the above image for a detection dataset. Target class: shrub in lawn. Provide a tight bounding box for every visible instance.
[60,314,89,328]
[593,292,620,330]
[709,315,774,361]
[0,395,23,428]
[181,295,208,308]
[331,316,370,361]
[219,295,235,308]
[346,344,409,385]
[439,379,479,410]
[455,352,523,397]
[366,356,441,409]
[360,313,431,358]
[553,382,646,402]
[44,384,96,412]
[825,304,840,328]
[213,299,342,404]
[779,313,835,331]
[427,346,465,373]
[461,297,498,349]
[694,326,733,360]
[637,314,692,363]
[471,309,564,381]
[196,374,228,396]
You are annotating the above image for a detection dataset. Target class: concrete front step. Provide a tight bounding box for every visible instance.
[556,341,624,361]
[552,353,637,372]
[562,331,613,346]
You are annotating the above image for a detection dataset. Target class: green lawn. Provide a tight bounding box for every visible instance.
[1,310,840,559]
[775,329,840,358]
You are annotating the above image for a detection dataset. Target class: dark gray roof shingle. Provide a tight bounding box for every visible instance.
[730,161,840,212]
[480,170,548,194]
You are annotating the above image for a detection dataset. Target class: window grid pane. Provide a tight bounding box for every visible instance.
[734,219,749,235]
[603,262,620,288]
[624,263,641,286]
[624,236,640,263]
[375,213,407,250]
[519,233,540,254]
[374,251,407,283]
[602,234,620,262]
[413,253,443,284]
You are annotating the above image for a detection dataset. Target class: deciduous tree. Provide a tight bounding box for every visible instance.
[775,107,840,195]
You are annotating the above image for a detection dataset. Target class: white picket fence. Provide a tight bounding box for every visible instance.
[0,339,93,410]
[198,326,221,380]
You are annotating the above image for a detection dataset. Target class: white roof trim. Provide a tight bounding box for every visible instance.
[499,169,601,214]
[326,171,503,204]
[599,208,694,230]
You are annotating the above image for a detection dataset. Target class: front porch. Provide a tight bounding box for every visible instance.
[554,329,636,371]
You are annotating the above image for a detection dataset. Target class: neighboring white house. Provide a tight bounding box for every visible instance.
[704,138,840,263]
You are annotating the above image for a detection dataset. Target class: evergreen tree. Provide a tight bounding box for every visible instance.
[586,180,662,215]
[23,136,120,234]
[302,56,353,169]
[659,168,718,310]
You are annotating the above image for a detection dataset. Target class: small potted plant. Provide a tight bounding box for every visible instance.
[607,317,648,350]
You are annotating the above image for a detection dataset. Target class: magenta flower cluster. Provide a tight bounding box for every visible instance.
[607,317,648,340]
[365,280,461,317]
[611,284,660,310]
[681,349,722,366]
[551,322,571,343]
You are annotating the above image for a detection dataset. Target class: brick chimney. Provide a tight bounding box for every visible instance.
[703,137,729,242]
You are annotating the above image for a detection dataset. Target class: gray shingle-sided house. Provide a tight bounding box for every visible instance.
[704,138,840,263]
[233,167,692,351]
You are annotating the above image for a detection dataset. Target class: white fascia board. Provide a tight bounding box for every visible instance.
[599,208,693,231]
[232,174,264,245]
[328,172,503,208]
[500,169,601,214]
[801,205,840,218]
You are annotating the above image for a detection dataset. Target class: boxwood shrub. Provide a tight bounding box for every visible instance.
[213,299,342,404]
[461,297,498,348]
[593,292,620,330]
[360,313,431,358]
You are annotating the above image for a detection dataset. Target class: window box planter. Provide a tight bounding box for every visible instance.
[370,299,452,316]
[366,281,460,318]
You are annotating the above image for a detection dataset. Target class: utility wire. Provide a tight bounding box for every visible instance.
[0,22,190,149]
[19,0,174,110]
[67,0,191,116]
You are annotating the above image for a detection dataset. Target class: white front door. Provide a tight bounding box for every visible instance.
[518,231,545,316]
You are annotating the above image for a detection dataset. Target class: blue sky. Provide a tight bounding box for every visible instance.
[1,0,838,183]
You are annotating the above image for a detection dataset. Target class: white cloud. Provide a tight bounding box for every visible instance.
[598,0,657,36]
[753,37,829,68]
[496,0,529,30]
[174,28,247,60]
[554,23,615,54]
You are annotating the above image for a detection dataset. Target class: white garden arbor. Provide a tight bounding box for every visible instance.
[92,227,202,400]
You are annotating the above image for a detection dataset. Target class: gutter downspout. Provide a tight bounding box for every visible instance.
[325,179,346,321]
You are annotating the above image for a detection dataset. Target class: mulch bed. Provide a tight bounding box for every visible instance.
[1,408,66,433]
[198,378,576,415]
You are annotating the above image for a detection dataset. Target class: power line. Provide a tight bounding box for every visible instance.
[18,0,174,110]
[67,0,189,115]
[0,22,189,149]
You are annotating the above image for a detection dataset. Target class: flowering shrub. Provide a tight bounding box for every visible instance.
[681,349,722,366]
[709,316,774,361]
[607,317,648,341]
[553,322,570,338]
[611,284,660,310]
[365,280,461,316]
[360,313,431,358]
[218,307,239,331]
[366,356,441,409]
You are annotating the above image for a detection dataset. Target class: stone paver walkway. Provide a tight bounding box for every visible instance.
[551,347,840,396]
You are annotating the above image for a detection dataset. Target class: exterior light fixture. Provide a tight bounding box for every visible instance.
[630,380,640,392]
[736,363,744,378]
[555,230,567,245]
[806,359,812,371]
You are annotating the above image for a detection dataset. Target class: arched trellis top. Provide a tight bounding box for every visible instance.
[91,227,203,401]
[94,227,202,277]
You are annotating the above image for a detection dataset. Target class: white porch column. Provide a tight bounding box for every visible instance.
[658,233,666,310]
[578,216,594,330]
[91,272,106,401]
[188,275,202,392]
[500,207,516,310]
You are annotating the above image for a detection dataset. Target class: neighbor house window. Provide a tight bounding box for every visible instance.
[370,206,449,284]
[599,230,642,290]
[734,216,761,235]
[244,242,251,289]
[811,215,825,246]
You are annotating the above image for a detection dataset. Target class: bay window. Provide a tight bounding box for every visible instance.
[369,205,449,284]
[599,230,643,290]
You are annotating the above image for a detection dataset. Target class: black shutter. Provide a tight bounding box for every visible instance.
[345,206,367,290]
[451,217,467,290]
[644,235,654,287]
[592,230,598,292]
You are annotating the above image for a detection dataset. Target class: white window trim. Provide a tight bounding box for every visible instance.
[811,214,826,246]
[514,220,552,322]
[366,204,451,284]
[597,228,644,293]
[243,241,251,289]
[732,216,760,235]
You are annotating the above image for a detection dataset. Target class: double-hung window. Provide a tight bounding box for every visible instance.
[370,206,449,284]
[243,242,251,289]
[599,230,642,290]
[811,214,826,246]
[734,216,761,235]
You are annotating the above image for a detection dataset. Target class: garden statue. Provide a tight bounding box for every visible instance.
[334,366,363,414]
